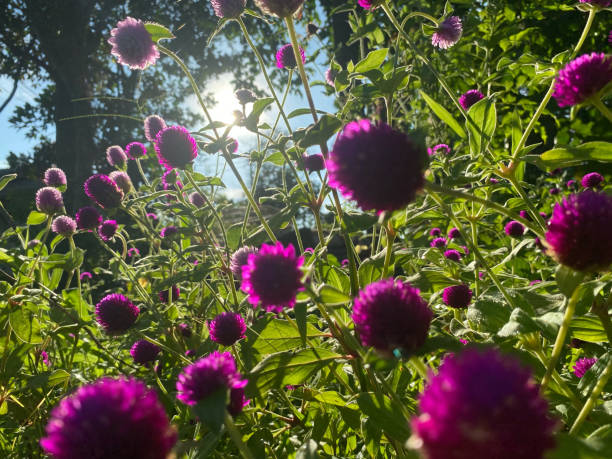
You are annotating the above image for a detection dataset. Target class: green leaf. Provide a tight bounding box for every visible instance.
[63,288,90,321]
[9,307,42,344]
[28,370,70,389]
[192,388,227,432]
[556,265,585,298]
[27,211,47,226]
[297,115,343,148]
[248,319,326,355]
[318,284,351,305]
[578,352,612,397]
[226,223,242,251]
[354,48,388,73]
[245,97,275,131]
[357,392,411,442]
[538,142,612,169]
[343,211,378,233]
[0,173,17,192]
[144,22,175,43]
[467,297,511,333]
[497,308,539,338]
[548,433,612,459]
[419,90,467,139]
[571,316,608,343]
[466,98,497,156]
[296,439,318,459]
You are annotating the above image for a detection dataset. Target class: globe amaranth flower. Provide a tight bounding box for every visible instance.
[178,323,192,338]
[75,206,102,231]
[208,312,247,346]
[504,220,525,238]
[241,242,304,313]
[130,339,161,366]
[411,348,557,459]
[432,16,462,49]
[358,0,383,9]
[230,246,258,279]
[581,171,604,188]
[106,145,127,168]
[27,239,41,249]
[80,271,92,281]
[108,17,160,70]
[276,43,305,70]
[98,219,118,242]
[519,210,531,221]
[36,187,64,215]
[427,143,451,156]
[567,179,577,189]
[128,247,140,257]
[160,225,178,238]
[300,153,325,172]
[44,168,67,188]
[254,0,304,18]
[352,278,432,356]
[158,285,180,303]
[448,227,460,239]
[147,212,158,220]
[325,68,337,86]
[155,126,198,170]
[162,169,182,189]
[235,88,257,105]
[144,115,167,142]
[550,186,560,195]
[95,293,139,335]
[545,191,612,271]
[126,141,147,160]
[84,174,124,209]
[459,89,484,110]
[40,350,50,367]
[189,192,206,208]
[431,237,447,248]
[552,53,612,107]
[52,216,77,237]
[430,227,442,237]
[444,249,462,262]
[328,120,424,212]
[211,0,246,18]
[442,284,472,309]
[40,377,176,459]
[573,357,597,377]
[109,171,133,194]
[176,351,248,414]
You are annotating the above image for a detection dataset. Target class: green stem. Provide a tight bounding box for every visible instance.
[409,357,430,380]
[506,175,547,234]
[402,11,439,25]
[382,224,395,278]
[570,356,612,434]
[385,96,393,126]
[591,97,612,124]
[135,158,150,187]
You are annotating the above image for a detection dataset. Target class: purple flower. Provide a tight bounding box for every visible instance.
[447,227,460,239]
[178,323,192,338]
[40,350,50,367]
[325,68,337,86]
[51,216,76,237]
[411,348,557,459]
[550,186,560,195]
[432,16,462,49]
[573,358,598,377]
[444,249,462,262]
[228,387,250,416]
[155,126,198,170]
[158,285,180,303]
[27,239,41,249]
[147,212,158,220]
[358,0,382,9]
[230,246,258,279]
[566,179,576,189]
[211,0,246,18]
[208,312,247,346]
[241,242,304,313]
[352,278,432,356]
[80,272,92,281]
[185,349,195,358]
[545,191,612,271]
[276,43,305,70]
[130,339,161,366]
[519,210,531,221]
[176,351,248,412]
[581,172,604,188]
[36,187,64,215]
[300,153,325,172]
[504,220,525,238]
[459,89,484,110]
[128,247,140,257]
[84,174,124,209]
[106,145,128,168]
[442,284,472,309]
[431,237,447,248]
[328,120,424,212]
[95,293,139,335]
[254,0,304,17]
[553,53,612,107]
[529,279,542,286]
[125,141,147,160]
[44,168,67,188]
[189,192,206,208]
[108,17,160,70]
[162,169,182,190]
[429,227,442,237]
[40,377,176,458]
[144,115,167,142]
[160,226,178,239]
[98,219,118,242]
[109,171,133,194]
[489,177,499,184]
[428,144,451,156]
[235,88,257,105]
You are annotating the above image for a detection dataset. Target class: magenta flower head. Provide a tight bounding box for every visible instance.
[300,153,325,172]
[230,246,258,279]
[109,171,133,194]
[36,187,64,215]
[125,141,147,160]
[147,212,158,220]
[155,126,198,170]
[352,278,432,356]
[550,186,560,195]
[40,377,176,459]
[432,16,462,49]
[178,323,192,338]
[84,174,124,209]
[108,17,159,70]
[176,351,248,411]
[98,219,118,242]
[276,43,305,69]
[52,216,76,237]
[442,284,472,309]
[444,249,462,262]
[162,169,182,189]
[448,227,460,239]
[581,172,604,188]
[504,220,525,238]
[158,285,180,303]
[553,53,612,107]
[44,168,67,189]
[189,192,206,208]
[80,271,92,281]
[459,89,484,110]
[328,120,424,212]
[430,227,442,237]
[427,143,451,156]
[75,206,102,230]
[208,312,247,346]
[431,237,447,248]
[211,0,246,18]
[128,247,140,257]
[144,115,167,142]
[573,357,597,377]
[235,88,257,105]
[95,293,139,335]
[160,225,178,239]
[411,348,557,459]
[241,242,304,313]
[254,0,304,17]
[325,68,337,86]
[545,191,612,271]
[358,0,383,9]
[106,145,127,168]
[130,339,161,366]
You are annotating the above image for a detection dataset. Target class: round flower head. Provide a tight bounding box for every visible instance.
[228,387,250,416]
[144,115,167,142]
[106,145,127,168]
[448,227,460,239]
[75,206,102,231]
[235,88,257,105]
[581,172,604,188]
[567,179,577,189]
[176,351,248,409]
[84,174,124,209]
[51,216,76,237]
[130,339,161,366]
[442,284,472,309]
[109,171,133,194]
[431,237,447,248]
[160,225,178,239]
[40,377,176,459]
[125,141,147,160]
[519,210,531,221]
[162,169,182,189]
[189,192,206,208]
[276,43,305,69]
[36,187,64,215]
[550,187,560,195]
[301,153,325,172]
[428,143,451,156]
[444,249,462,262]
[552,53,612,107]
[432,16,462,49]
[128,247,140,257]
[108,17,160,70]
[573,357,597,377]
[358,0,383,9]
[459,89,484,110]
[430,227,442,237]
[352,278,432,356]
[328,120,424,212]
[579,0,612,7]
[98,219,118,242]
[504,220,525,238]
[209,312,247,346]
[211,0,246,18]
[44,168,67,188]
[411,348,557,459]
[80,271,92,281]
[241,242,304,312]
[27,239,41,249]
[254,0,304,17]
[155,126,198,170]
[545,191,612,271]
[95,293,139,335]
[325,68,337,86]
[178,323,192,338]
[230,246,258,279]
[158,285,180,303]
[147,212,158,220]
[306,23,319,36]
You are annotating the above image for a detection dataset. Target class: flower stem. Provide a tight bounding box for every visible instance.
[570,356,612,434]
[135,158,150,187]
[382,222,395,278]
[591,97,612,124]
[506,175,548,234]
